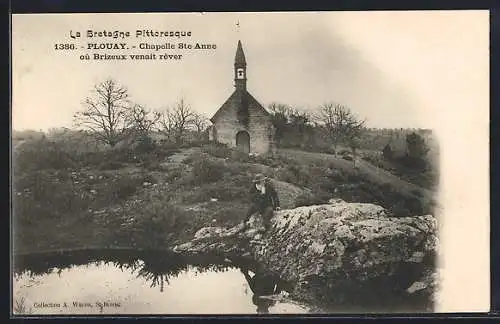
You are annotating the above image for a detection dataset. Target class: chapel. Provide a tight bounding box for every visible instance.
[209,40,275,154]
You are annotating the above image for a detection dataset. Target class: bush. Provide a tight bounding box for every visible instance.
[163,164,187,183]
[131,202,193,247]
[191,157,226,185]
[395,155,429,171]
[249,154,281,168]
[230,150,250,163]
[391,201,412,217]
[326,167,348,182]
[201,142,232,159]
[134,135,156,153]
[294,192,328,208]
[382,144,394,160]
[224,161,250,176]
[274,167,298,184]
[97,160,125,170]
[13,171,89,225]
[14,139,76,173]
[109,175,144,200]
[313,176,338,194]
[180,181,247,204]
[284,165,310,187]
[406,132,430,160]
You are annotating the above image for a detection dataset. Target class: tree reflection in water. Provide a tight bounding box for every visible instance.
[13,249,236,293]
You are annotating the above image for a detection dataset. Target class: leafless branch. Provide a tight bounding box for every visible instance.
[315,102,366,151]
[73,78,133,147]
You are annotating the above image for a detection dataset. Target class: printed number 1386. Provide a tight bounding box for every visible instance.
[54,44,76,50]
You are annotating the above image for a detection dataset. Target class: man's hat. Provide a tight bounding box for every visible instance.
[253,173,266,183]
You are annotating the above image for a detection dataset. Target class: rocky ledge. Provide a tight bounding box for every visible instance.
[173,199,439,312]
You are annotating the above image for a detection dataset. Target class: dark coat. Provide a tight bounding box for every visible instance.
[242,270,281,296]
[249,180,280,211]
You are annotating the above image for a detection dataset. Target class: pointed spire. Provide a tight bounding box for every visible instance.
[235,40,246,66]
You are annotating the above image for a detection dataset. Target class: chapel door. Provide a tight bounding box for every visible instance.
[236,131,250,154]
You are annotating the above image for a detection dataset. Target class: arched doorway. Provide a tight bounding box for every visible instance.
[236,131,250,154]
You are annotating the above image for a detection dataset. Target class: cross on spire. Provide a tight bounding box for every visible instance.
[236,20,240,33]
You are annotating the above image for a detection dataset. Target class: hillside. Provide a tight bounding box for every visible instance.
[12,138,437,255]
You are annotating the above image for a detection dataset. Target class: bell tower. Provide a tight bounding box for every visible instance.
[234,40,247,91]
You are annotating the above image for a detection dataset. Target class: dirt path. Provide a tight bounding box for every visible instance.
[162,147,202,165]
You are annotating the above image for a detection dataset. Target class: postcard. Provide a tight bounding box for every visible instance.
[11,11,490,315]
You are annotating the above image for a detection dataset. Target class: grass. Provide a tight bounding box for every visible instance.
[12,139,436,255]
[13,296,32,315]
[361,152,439,191]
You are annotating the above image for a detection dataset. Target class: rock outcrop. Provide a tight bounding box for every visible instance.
[173,199,439,312]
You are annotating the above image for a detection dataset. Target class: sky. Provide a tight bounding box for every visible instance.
[12,11,488,131]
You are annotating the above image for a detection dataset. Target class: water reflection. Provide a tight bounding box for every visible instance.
[12,249,309,315]
[239,263,291,314]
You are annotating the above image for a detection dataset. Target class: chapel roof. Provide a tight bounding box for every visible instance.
[210,89,270,123]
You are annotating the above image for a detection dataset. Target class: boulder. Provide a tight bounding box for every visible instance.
[173,199,438,312]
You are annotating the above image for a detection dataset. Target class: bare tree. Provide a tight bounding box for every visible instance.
[159,109,176,142]
[159,98,196,144]
[130,104,161,136]
[73,78,133,147]
[315,103,365,154]
[191,112,209,134]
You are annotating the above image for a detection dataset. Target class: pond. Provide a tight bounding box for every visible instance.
[12,249,309,315]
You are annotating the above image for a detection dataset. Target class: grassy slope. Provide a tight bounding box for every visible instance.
[12,142,436,255]
[278,149,435,201]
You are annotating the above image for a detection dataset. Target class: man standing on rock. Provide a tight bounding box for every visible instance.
[242,174,280,232]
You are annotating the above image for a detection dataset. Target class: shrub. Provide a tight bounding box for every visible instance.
[142,160,164,172]
[313,176,338,193]
[13,171,90,225]
[201,142,232,159]
[406,132,430,160]
[294,192,328,208]
[396,155,429,171]
[163,165,187,183]
[382,144,394,160]
[209,202,249,227]
[230,150,250,163]
[109,175,144,200]
[13,139,76,173]
[133,135,154,153]
[224,161,250,176]
[250,154,281,168]
[274,167,298,184]
[180,181,247,204]
[131,202,193,247]
[97,160,125,170]
[391,201,412,217]
[326,168,348,182]
[191,157,226,185]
